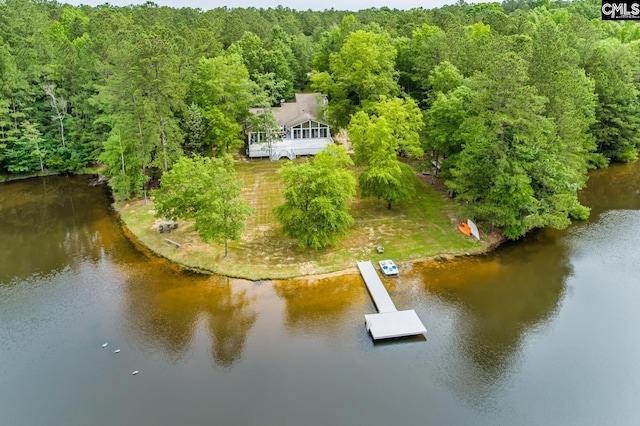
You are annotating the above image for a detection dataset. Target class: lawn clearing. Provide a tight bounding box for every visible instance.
[117,157,487,280]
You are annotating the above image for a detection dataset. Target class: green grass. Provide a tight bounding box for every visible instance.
[118,158,488,280]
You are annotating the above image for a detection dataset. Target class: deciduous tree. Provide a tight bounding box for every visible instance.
[446,50,590,238]
[311,29,399,128]
[349,96,424,164]
[348,99,422,209]
[584,39,640,162]
[190,54,259,155]
[274,144,356,249]
[358,148,416,210]
[153,155,253,258]
[4,121,45,173]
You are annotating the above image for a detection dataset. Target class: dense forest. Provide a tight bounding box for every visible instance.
[1,0,639,238]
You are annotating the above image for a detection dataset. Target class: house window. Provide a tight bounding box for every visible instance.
[249,133,265,144]
[255,132,267,142]
[289,121,330,139]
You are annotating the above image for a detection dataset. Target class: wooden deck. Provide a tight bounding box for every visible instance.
[356,261,427,340]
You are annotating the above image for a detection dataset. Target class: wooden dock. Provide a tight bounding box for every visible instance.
[357,261,427,340]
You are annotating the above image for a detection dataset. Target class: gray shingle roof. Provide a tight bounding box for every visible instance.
[251,93,328,128]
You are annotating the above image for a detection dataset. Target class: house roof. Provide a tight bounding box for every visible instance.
[251,93,328,128]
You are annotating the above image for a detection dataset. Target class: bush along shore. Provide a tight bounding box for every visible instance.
[115,159,496,281]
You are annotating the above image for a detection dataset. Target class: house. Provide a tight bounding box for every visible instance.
[246,93,333,160]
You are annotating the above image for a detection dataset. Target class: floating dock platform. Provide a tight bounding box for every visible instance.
[357,261,427,340]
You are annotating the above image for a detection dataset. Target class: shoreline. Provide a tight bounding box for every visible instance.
[0,170,503,281]
[108,154,504,281]
[118,213,500,281]
[115,198,504,281]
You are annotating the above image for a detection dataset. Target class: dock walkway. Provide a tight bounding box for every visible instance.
[357,261,397,313]
[356,261,427,340]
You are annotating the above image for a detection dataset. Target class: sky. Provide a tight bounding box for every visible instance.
[61,0,471,12]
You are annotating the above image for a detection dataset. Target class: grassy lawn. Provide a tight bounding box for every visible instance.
[117,157,489,280]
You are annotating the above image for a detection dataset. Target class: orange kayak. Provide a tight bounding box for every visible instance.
[457,222,472,236]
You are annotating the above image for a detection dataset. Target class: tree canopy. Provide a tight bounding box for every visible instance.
[152,155,253,258]
[349,96,423,209]
[1,0,639,240]
[274,144,356,249]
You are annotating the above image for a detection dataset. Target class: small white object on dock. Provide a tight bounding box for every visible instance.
[132,370,139,375]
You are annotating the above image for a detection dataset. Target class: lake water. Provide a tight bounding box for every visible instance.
[1,162,639,425]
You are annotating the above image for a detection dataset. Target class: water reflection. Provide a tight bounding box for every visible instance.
[0,176,116,285]
[416,229,571,403]
[122,268,257,368]
[2,162,640,424]
[579,161,640,218]
[0,176,259,369]
[272,274,367,335]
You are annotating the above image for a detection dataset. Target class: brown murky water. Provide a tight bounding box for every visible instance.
[1,163,639,425]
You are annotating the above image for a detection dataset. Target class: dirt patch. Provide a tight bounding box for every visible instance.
[333,128,353,154]
[416,172,449,195]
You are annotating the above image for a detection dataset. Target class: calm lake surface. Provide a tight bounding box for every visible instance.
[1,162,639,426]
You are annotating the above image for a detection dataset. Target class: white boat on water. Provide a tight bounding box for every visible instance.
[379,260,399,277]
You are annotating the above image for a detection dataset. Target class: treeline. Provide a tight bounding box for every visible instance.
[1,0,639,238]
[0,0,351,189]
